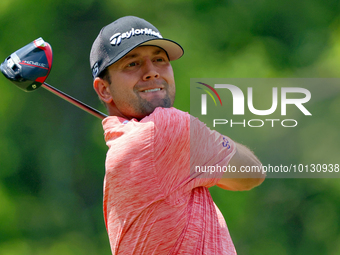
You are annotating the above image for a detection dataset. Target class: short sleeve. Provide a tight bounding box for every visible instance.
[146,108,236,196]
[189,115,236,186]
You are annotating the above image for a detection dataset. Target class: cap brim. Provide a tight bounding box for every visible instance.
[139,38,184,61]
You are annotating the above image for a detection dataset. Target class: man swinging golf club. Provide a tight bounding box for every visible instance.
[90,16,265,255]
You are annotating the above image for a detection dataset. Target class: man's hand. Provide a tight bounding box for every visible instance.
[217,143,265,191]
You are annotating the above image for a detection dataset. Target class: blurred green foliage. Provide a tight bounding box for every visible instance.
[0,0,340,254]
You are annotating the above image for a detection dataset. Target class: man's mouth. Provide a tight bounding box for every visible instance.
[142,88,162,93]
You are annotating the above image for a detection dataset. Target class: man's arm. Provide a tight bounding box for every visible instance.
[217,143,265,191]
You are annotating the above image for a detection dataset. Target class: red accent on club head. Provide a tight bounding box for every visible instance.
[33,39,53,84]
[35,75,48,83]
[19,62,49,70]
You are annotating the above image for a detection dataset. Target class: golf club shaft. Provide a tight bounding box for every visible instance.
[42,82,108,120]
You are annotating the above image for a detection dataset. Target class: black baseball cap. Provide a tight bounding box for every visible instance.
[90,16,184,78]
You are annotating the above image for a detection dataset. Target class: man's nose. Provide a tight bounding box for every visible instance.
[142,59,160,81]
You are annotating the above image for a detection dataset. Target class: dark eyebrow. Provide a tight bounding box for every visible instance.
[153,49,163,55]
[122,53,139,60]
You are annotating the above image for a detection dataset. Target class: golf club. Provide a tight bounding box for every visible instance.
[0,37,108,120]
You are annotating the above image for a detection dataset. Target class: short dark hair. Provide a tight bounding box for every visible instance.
[98,68,111,84]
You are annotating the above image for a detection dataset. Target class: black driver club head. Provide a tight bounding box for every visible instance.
[1,37,107,119]
[0,37,53,92]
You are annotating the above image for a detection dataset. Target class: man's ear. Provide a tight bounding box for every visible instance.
[93,77,113,103]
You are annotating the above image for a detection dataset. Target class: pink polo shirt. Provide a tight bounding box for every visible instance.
[102,107,237,254]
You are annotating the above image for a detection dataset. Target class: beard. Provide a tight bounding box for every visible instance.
[130,80,175,119]
[111,80,176,120]
[135,93,173,117]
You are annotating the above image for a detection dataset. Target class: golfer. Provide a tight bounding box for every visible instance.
[90,16,265,255]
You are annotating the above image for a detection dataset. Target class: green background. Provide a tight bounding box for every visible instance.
[0,0,340,254]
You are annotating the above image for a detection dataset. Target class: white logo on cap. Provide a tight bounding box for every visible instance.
[110,28,162,46]
[92,62,99,77]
